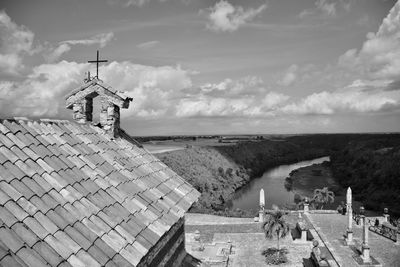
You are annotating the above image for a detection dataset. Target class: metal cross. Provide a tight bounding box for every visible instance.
[88,50,108,79]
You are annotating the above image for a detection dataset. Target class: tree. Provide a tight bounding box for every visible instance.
[312,187,335,209]
[262,206,290,251]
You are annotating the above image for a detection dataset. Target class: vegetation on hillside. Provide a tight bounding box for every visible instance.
[330,137,400,216]
[214,139,325,178]
[158,147,250,214]
[156,133,400,216]
[158,139,327,215]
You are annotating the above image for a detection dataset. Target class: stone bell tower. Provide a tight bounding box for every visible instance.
[65,51,132,138]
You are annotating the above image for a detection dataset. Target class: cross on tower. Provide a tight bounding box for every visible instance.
[88,50,108,79]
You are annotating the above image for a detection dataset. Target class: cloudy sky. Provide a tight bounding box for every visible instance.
[1,0,400,135]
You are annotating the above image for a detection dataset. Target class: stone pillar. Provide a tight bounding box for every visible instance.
[100,98,109,126]
[360,206,371,263]
[100,97,120,138]
[383,208,389,223]
[301,229,307,242]
[345,187,353,245]
[396,231,400,245]
[73,102,84,123]
[72,98,93,123]
[346,207,353,245]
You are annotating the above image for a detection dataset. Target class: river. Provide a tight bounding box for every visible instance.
[227,156,330,211]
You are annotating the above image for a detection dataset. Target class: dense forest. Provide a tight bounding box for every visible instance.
[329,136,400,216]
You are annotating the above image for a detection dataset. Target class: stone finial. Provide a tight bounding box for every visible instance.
[259,188,265,222]
[259,189,265,208]
[304,197,309,214]
[383,208,389,223]
[194,230,201,242]
[346,187,352,210]
[344,187,354,245]
[66,78,132,138]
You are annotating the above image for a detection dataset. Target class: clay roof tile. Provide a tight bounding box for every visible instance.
[0,206,18,227]
[32,241,63,266]
[75,249,101,267]
[23,217,49,240]
[0,226,24,253]
[87,244,110,266]
[16,247,48,267]
[0,254,25,267]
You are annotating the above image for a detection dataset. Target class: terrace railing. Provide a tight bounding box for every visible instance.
[367,218,398,242]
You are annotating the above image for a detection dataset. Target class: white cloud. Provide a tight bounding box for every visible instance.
[199,76,263,96]
[62,32,114,47]
[278,64,298,86]
[339,1,400,81]
[107,0,191,7]
[0,61,88,117]
[107,0,150,7]
[206,1,267,32]
[280,89,398,115]
[136,40,160,49]
[0,10,35,74]
[175,96,275,118]
[176,76,289,118]
[102,62,192,118]
[175,91,289,118]
[0,60,193,119]
[262,92,290,109]
[315,0,337,17]
[46,32,114,62]
[357,14,371,27]
[45,44,71,63]
[125,0,150,6]
[299,0,352,19]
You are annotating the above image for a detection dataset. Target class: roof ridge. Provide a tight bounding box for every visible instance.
[39,119,70,123]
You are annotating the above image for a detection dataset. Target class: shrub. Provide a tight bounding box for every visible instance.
[261,247,288,265]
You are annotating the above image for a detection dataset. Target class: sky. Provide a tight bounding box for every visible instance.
[0,0,400,135]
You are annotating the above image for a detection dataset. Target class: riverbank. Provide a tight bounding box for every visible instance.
[285,162,342,210]
[228,157,330,211]
[285,162,370,212]
[157,139,327,216]
[286,162,340,196]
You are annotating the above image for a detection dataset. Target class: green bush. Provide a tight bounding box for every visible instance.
[261,248,288,265]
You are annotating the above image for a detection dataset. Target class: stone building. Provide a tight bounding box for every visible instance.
[0,76,200,266]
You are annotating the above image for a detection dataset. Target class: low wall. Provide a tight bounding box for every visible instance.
[264,209,338,214]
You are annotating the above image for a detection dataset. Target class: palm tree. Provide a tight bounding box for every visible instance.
[262,206,290,251]
[312,187,335,209]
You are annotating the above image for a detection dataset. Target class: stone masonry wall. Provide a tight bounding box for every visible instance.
[99,97,120,137]
[72,98,93,123]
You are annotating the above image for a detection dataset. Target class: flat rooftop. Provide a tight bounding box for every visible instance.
[184,212,400,267]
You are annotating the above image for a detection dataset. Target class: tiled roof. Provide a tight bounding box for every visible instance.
[0,118,200,266]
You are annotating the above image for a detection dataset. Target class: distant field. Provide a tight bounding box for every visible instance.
[141,138,237,154]
[142,144,185,154]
